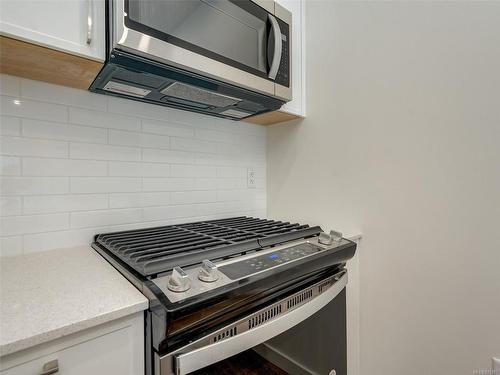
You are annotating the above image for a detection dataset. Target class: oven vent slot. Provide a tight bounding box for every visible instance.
[318,279,333,294]
[212,327,238,343]
[248,305,282,330]
[203,277,337,348]
[287,289,314,310]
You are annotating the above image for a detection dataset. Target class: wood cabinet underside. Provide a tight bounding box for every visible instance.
[0,36,103,90]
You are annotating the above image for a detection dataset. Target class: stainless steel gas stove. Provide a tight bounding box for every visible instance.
[92,217,356,375]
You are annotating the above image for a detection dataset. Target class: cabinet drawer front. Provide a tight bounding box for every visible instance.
[2,323,142,375]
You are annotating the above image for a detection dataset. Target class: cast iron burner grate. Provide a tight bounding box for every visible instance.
[95,217,321,278]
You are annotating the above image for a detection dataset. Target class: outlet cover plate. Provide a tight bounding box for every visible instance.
[247,168,256,188]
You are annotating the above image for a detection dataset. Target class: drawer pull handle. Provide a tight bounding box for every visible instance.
[40,359,59,375]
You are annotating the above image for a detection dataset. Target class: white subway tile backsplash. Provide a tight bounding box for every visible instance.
[20,79,107,111]
[1,177,69,195]
[109,192,170,208]
[194,153,250,167]
[171,137,217,154]
[194,178,218,191]
[109,129,170,149]
[0,156,21,176]
[1,96,68,122]
[23,194,108,214]
[214,118,266,137]
[69,107,141,131]
[143,177,195,192]
[216,178,247,190]
[70,142,141,161]
[0,75,20,96]
[216,166,247,178]
[1,136,68,158]
[142,119,194,138]
[255,177,267,191]
[1,197,22,216]
[71,208,142,228]
[0,116,21,136]
[23,158,107,176]
[108,161,170,177]
[23,228,105,253]
[217,189,265,202]
[169,214,217,225]
[195,128,237,143]
[168,107,214,128]
[142,204,199,221]
[22,119,107,143]
[170,165,216,178]
[108,96,170,122]
[170,191,216,205]
[107,220,172,233]
[216,141,243,156]
[0,75,266,255]
[1,213,69,236]
[70,177,141,193]
[195,202,221,217]
[216,200,266,214]
[142,149,195,164]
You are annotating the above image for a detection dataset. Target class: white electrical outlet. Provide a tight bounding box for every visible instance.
[492,357,500,371]
[247,168,256,188]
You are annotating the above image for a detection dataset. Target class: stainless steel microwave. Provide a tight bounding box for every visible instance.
[90,0,292,120]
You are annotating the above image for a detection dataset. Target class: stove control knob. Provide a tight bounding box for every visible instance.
[198,260,219,283]
[318,230,343,245]
[168,266,191,292]
[318,232,333,245]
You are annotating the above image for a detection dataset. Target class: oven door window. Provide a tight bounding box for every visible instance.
[125,0,270,79]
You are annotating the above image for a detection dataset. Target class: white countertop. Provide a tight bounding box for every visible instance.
[0,246,149,357]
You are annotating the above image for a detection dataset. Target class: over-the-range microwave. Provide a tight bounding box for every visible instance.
[90,0,292,120]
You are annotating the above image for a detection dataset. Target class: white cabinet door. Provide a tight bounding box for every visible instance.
[0,0,105,61]
[277,0,305,117]
[1,313,144,375]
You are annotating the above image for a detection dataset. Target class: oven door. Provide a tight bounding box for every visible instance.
[112,0,291,100]
[155,270,347,375]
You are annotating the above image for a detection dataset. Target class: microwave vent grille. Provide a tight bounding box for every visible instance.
[161,82,241,108]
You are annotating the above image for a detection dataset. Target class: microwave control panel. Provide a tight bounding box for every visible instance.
[275,18,290,88]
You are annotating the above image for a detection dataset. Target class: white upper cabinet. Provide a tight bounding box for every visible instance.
[0,0,105,61]
[276,0,306,117]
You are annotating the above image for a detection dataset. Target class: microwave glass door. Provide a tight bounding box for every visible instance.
[126,0,270,79]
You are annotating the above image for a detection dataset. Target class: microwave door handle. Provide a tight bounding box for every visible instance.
[267,14,282,80]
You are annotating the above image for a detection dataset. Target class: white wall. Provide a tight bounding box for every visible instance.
[0,74,266,256]
[268,2,500,375]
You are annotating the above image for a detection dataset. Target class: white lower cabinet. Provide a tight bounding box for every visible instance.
[0,313,144,375]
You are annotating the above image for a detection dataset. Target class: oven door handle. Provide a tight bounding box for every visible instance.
[173,272,348,375]
[267,14,282,80]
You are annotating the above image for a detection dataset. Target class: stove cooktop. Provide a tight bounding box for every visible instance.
[94,216,322,277]
[92,217,356,351]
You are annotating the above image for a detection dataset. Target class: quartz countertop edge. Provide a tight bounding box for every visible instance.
[0,246,149,357]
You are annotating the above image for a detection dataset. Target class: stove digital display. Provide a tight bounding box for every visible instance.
[219,243,322,280]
